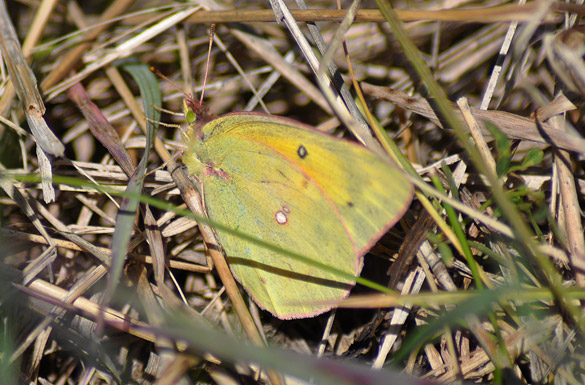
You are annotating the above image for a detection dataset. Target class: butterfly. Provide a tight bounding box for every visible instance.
[180,96,412,319]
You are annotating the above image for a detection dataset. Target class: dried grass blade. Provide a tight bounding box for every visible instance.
[68,83,135,174]
[361,83,585,154]
[40,0,135,90]
[45,6,200,100]
[0,0,64,157]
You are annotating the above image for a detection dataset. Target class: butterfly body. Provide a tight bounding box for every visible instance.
[183,112,412,319]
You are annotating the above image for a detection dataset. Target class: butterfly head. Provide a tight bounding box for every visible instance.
[183,95,215,141]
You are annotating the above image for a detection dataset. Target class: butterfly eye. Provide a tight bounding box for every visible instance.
[183,100,197,125]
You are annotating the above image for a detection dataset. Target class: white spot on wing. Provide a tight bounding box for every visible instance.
[275,210,288,225]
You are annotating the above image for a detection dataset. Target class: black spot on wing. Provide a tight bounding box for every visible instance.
[297,145,308,159]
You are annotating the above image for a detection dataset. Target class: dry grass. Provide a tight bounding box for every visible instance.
[1,0,585,384]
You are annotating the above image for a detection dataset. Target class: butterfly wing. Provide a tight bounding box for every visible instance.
[184,113,412,319]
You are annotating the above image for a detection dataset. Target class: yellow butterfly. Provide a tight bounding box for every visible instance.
[183,101,412,319]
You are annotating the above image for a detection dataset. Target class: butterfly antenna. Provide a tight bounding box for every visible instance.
[199,24,216,105]
[151,66,193,99]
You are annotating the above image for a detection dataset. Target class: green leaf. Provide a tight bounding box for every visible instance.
[104,62,162,303]
[509,148,544,173]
